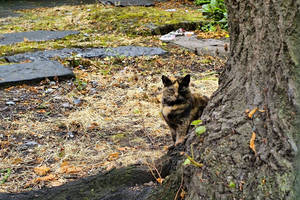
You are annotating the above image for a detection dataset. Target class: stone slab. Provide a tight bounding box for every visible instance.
[100,0,156,6]
[0,46,166,86]
[3,46,167,62]
[170,36,229,58]
[0,61,74,86]
[0,30,79,45]
[0,0,96,18]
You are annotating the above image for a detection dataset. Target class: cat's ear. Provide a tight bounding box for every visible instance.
[162,75,172,87]
[181,74,190,87]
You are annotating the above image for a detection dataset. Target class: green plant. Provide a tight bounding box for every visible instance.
[194,0,211,5]
[73,78,87,91]
[191,120,206,136]
[0,168,11,184]
[197,0,228,30]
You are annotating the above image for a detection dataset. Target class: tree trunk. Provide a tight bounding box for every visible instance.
[183,0,300,199]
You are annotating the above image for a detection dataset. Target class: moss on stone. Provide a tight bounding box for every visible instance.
[0,3,204,56]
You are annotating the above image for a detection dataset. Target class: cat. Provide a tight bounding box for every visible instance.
[161,74,209,145]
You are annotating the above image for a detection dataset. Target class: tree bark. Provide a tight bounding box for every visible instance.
[182,0,300,199]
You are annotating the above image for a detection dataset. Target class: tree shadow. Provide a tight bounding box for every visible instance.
[0,0,97,18]
[0,145,185,200]
[0,165,155,200]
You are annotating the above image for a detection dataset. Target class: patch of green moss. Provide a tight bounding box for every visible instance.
[0,4,206,57]
[111,133,126,142]
[89,6,204,36]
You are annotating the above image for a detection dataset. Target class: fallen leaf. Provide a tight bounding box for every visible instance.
[180,189,186,199]
[106,165,116,171]
[0,141,10,148]
[60,165,82,174]
[34,174,55,183]
[108,152,119,161]
[49,180,64,187]
[61,161,69,168]
[94,144,105,151]
[250,132,256,154]
[34,166,50,176]
[248,107,258,119]
[12,158,23,164]
[156,178,164,184]
[163,146,169,151]
[117,147,126,151]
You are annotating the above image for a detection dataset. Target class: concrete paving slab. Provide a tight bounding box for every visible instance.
[3,46,167,62]
[0,46,166,86]
[0,0,96,18]
[0,61,74,86]
[0,30,79,45]
[100,0,157,6]
[170,36,229,58]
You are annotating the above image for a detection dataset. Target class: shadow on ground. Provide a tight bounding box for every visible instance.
[0,0,97,18]
[0,146,184,200]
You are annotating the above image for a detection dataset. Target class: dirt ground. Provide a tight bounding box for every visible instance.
[0,2,225,193]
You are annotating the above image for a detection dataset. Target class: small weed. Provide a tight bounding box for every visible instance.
[228,181,236,188]
[0,168,11,184]
[191,120,206,136]
[73,78,87,91]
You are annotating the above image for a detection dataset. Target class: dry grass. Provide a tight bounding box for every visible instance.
[0,46,222,192]
[0,2,224,193]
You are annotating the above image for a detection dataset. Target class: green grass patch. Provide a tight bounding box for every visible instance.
[0,3,205,55]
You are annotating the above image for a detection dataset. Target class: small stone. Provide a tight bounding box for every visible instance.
[5,101,15,105]
[62,102,71,108]
[89,88,97,95]
[165,9,176,12]
[25,141,38,147]
[73,98,81,105]
[84,33,90,37]
[90,81,98,87]
[67,132,74,138]
[144,181,154,186]
[45,88,55,93]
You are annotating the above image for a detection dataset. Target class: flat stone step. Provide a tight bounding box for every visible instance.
[0,46,167,86]
[99,0,165,6]
[170,36,229,58]
[3,46,167,63]
[0,30,79,45]
[0,61,74,87]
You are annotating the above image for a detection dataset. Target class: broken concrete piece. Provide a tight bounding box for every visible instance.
[100,0,156,6]
[170,36,229,58]
[0,61,74,86]
[0,30,79,45]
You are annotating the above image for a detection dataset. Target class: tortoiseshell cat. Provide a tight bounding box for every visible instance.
[161,74,209,145]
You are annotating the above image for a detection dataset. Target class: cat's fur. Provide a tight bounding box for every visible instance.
[161,74,209,145]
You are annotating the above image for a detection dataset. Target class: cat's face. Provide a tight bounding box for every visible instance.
[161,74,191,106]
